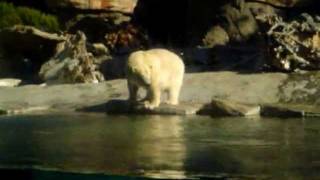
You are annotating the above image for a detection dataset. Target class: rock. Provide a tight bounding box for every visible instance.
[261,105,304,118]
[201,0,259,48]
[202,25,230,48]
[39,31,105,84]
[0,79,22,87]
[278,71,320,104]
[81,100,203,115]
[220,0,259,42]
[67,13,132,42]
[180,72,288,104]
[104,23,149,54]
[247,1,277,17]
[67,14,148,57]
[87,43,109,56]
[0,106,51,115]
[130,103,203,115]
[46,0,138,13]
[261,0,310,8]
[198,99,261,117]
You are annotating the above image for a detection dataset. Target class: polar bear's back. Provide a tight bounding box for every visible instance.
[127,49,185,89]
[128,48,184,73]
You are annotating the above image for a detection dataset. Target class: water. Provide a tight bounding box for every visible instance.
[0,113,320,179]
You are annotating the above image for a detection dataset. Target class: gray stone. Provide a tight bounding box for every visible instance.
[198,99,260,117]
[279,72,320,105]
[78,100,202,115]
[0,79,22,87]
[261,105,304,118]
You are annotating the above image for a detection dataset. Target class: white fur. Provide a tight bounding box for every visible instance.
[126,49,185,109]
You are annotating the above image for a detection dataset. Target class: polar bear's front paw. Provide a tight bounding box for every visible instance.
[143,101,158,110]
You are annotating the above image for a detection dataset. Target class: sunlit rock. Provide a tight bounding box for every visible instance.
[0,79,22,87]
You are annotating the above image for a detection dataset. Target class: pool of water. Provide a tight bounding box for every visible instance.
[0,113,319,179]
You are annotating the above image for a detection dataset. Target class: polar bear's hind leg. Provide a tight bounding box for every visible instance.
[168,80,182,105]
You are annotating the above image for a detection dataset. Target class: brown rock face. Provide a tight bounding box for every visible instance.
[45,0,138,13]
[263,0,311,7]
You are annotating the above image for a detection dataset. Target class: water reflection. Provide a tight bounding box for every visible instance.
[134,115,187,179]
[0,113,319,179]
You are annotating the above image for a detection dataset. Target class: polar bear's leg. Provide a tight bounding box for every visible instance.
[144,84,161,109]
[168,85,181,105]
[128,81,138,103]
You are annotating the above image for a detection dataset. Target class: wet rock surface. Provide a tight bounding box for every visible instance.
[198,98,261,117]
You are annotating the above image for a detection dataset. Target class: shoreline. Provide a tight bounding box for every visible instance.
[0,71,319,118]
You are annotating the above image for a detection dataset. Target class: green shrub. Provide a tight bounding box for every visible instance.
[0,2,60,32]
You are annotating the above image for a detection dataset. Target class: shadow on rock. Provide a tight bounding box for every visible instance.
[77,100,131,114]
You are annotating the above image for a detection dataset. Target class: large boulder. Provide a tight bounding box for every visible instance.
[198,98,261,117]
[202,0,264,48]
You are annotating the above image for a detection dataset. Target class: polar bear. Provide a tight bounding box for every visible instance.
[126,49,185,109]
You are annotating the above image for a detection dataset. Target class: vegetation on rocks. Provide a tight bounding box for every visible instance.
[0,2,60,32]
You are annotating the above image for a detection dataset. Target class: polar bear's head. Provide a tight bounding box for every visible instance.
[126,64,152,87]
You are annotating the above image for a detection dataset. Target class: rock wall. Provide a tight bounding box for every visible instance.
[45,0,138,13]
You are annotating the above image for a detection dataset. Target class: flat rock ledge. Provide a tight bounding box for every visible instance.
[77,100,203,115]
[0,95,319,119]
[1,71,320,118]
[76,99,319,118]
